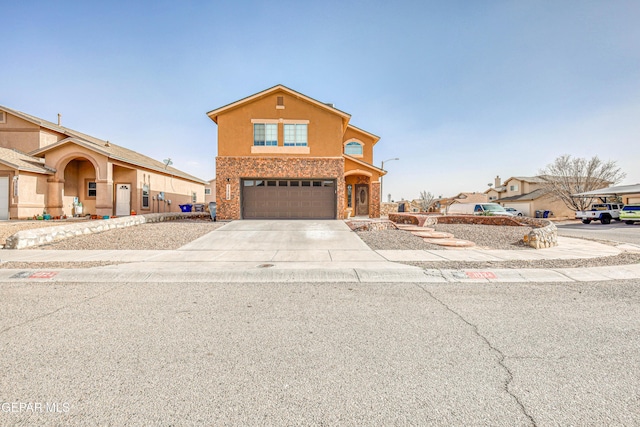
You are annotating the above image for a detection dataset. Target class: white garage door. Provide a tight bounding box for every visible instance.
[0,177,9,220]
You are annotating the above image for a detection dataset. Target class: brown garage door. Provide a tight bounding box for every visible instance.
[242,179,336,219]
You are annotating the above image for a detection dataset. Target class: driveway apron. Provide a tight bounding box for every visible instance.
[180,220,369,251]
[168,219,385,264]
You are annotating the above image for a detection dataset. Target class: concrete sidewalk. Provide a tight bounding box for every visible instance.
[0,217,638,283]
[1,261,639,284]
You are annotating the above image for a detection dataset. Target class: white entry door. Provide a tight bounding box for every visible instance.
[115,184,131,217]
[0,177,8,220]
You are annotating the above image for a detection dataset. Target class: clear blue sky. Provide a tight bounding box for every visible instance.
[2,0,639,200]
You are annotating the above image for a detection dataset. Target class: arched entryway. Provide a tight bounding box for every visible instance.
[46,154,101,217]
[345,171,371,217]
[62,157,98,217]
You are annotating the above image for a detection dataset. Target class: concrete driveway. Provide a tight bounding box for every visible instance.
[180,220,370,251]
[140,220,403,269]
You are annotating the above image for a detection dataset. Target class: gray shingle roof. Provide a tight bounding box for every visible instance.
[498,188,549,201]
[0,147,55,174]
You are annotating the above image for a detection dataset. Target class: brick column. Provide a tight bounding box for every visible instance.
[370,181,381,218]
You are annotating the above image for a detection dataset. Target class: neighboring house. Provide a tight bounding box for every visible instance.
[0,105,206,220]
[207,85,385,220]
[438,192,488,213]
[205,178,216,204]
[486,176,574,218]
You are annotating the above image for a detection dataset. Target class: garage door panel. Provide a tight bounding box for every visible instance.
[242,179,336,219]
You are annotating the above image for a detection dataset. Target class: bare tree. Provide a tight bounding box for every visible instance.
[419,190,435,212]
[538,155,626,211]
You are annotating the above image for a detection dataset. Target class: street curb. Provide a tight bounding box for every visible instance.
[1,264,639,284]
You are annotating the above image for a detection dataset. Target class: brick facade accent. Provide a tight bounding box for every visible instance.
[216,156,346,220]
[370,181,380,218]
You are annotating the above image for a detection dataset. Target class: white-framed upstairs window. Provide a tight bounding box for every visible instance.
[0,111,6,123]
[284,124,307,146]
[253,123,278,146]
[510,184,519,191]
[344,141,364,156]
[204,188,212,195]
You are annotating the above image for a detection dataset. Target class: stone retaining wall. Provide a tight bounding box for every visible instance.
[344,219,397,231]
[388,213,558,249]
[436,215,523,226]
[517,216,559,249]
[4,213,210,250]
[388,213,438,227]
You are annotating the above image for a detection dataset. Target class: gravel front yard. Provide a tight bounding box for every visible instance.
[356,223,532,251]
[2,219,639,270]
[39,218,225,250]
[356,223,640,269]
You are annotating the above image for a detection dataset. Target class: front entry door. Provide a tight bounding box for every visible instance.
[115,184,131,216]
[355,184,369,216]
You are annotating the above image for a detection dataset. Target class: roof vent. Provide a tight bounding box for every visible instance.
[325,103,335,108]
[57,113,62,126]
[105,140,110,147]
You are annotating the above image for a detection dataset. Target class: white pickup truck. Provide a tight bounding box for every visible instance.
[575,203,624,224]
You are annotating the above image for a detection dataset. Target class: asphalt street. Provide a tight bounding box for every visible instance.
[557,220,640,245]
[2,279,639,426]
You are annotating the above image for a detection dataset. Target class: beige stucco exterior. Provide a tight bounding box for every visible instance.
[0,105,206,219]
[205,179,216,204]
[209,85,385,220]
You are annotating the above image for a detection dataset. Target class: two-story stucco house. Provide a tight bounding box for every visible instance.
[207,85,385,220]
[486,175,575,218]
[0,105,206,220]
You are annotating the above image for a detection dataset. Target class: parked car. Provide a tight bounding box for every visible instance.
[575,203,623,224]
[447,203,514,216]
[620,204,640,224]
[504,207,524,216]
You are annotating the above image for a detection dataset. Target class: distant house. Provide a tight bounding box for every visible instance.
[485,176,574,218]
[0,105,206,220]
[437,192,488,214]
[204,178,216,204]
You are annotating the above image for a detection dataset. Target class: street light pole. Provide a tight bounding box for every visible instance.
[380,157,399,203]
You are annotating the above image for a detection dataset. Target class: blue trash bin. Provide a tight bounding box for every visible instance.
[543,210,550,218]
[179,204,192,212]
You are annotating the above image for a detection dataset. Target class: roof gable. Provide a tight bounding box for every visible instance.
[345,124,380,145]
[503,176,547,185]
[32,138,205,183]
[206,85,352,124]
